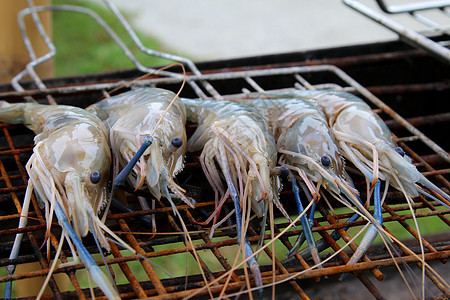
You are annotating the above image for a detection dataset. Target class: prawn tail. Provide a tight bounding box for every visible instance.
[0,101,28,124]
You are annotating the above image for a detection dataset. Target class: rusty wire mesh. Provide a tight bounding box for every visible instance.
[0,61,449,300]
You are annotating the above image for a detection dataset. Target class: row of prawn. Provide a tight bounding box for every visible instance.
[2,87,449,299]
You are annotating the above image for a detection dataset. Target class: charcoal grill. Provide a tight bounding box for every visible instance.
[0,2,449,300]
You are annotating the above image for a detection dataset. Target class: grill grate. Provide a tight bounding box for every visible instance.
[1,1,449,298]
[1,61,449,299]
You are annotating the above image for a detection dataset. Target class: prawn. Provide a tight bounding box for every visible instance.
[294,90,449,295]
[88,86,217,298]
[182,98,289,298]
[0,101,119,299]
[238,96,363,265]
[87,87,192,214]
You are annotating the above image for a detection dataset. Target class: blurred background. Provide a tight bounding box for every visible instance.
[1,0,436,81]
[106,0,428,60]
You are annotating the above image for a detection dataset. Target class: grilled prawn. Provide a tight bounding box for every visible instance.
[242,97,358,198]
[182,98,289,297]
[0,101,119,299]
[296,90,450,268]
[87,87,191,211]
[239,96,363,263]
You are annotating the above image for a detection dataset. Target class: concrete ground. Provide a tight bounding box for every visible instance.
[103,0,431,61]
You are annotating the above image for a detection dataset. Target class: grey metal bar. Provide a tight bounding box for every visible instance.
[101,0,221,100]
[375,0,450,14]
[4,63,449,164]
[12,2,188,103]
[342,0,450,64]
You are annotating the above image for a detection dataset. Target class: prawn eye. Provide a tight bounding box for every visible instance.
[280,165,290,177]
[171,137,183,148]
[90,171,102,184]
[321,155,332,167]
[395,147,405,157]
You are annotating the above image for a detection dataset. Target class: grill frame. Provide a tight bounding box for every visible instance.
[342,0,450,64]
[0,38,449,299]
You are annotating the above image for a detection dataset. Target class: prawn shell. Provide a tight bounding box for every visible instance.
[312,90,423,197]
[87,87,187,199]
[183,98,278,217]
[0,102,111,242]
[240,97,349,194]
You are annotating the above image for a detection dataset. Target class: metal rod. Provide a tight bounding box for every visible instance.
[342,0,450,64]
[375,0,450,14]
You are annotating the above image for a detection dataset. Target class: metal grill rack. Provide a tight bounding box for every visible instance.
[1,62,449,299]
[1,1,450,299]
[342,0,450,64]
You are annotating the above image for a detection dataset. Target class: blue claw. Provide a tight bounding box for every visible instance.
[286,230,306,259]
[110,136,154,227]
[297,212,361,260]
[113,136,153,190]
[4,278,12,299]
[417,175,450,207]
[296,183,363,261]
[286,201,316,259]
[340,180,382,281]
[229,178,263,299]
[288,173,321,266]
[53,201,119,299]
[110,197,153,227]
[416,187,450,209]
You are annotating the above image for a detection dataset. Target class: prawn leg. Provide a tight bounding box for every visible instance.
[415,185,450,209]
[218,143,263,299]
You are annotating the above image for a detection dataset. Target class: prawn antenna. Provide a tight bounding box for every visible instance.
[286,171,321,267]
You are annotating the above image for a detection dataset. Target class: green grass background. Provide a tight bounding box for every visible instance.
[52,0,179,77]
